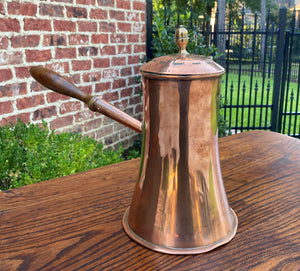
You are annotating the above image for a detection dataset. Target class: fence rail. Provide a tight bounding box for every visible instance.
[146,2,300,137]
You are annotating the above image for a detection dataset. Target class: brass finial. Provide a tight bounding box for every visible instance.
[175,25,189,55]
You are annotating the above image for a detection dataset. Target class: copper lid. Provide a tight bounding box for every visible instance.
[140,26,225,79]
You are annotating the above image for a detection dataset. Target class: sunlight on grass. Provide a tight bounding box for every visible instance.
[220,72,300,134]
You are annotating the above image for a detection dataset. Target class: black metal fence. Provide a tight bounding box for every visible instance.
[146,2,300,137]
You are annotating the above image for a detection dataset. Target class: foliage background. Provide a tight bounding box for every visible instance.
[0,120,124,191]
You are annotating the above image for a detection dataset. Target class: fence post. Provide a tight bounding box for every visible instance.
[146,0,153,60]
[271,7,287,131]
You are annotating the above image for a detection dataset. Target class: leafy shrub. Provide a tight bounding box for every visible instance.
[0,119,124,191]
[122,137,142,160]
[152,1,221,59]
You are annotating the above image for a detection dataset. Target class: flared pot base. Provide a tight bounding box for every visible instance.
[122,207,238,255]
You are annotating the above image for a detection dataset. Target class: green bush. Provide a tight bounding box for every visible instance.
[0,119,124,191]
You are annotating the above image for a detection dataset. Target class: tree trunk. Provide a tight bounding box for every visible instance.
[217,0,226,60]
[260,0,266,70]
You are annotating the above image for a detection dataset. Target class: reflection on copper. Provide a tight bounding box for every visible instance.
[123,74,238,254]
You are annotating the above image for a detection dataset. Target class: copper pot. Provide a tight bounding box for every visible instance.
[30,26,237,254]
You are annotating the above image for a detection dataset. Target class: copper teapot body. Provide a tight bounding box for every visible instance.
[123,64,237,255]
[30,26,237,254]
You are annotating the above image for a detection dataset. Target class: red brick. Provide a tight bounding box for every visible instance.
[103,91,119,102]
[15,66,31,79]
[50,115,73,130]
[98,0,114,7]
[127,34,139,43]
[141,32,146,42]
[133,22,144,33]
[66,6,87,18]
[112,56,126,66]
[60,101,82,114]
[129,95,141,105]
[90,8,107,19]
[113,79,126,89]
[45,62,70,74]
[43,34,67,46]
[117,0,130,9]
[100,46,116,55]
[69,34,89,45]
[133,65,141,74]
[128,55,140,65]
[70,74,80,85]
[0,36,8,49]
[110,34,126,43]
[81,85,92,95]
[84,118,103,132]
[103,69,119,79]
[109,10,125,20]
[55,47,76,59]
[33,106,57,121]
[0,2,5,15]
[82,71,102,82]
[135,103,143,114]
[1,113,30,126]
[54,20,76,32]
[78,21,97,32]
[99,22,116,32]
[0,101,13,114]
[31,81,47,92]
[115,99,129,110]
[121,87,133,98]
[11,35,40,48]
[78,47,89,56]
[133,1,146,10]
[0,18,20,32]
[118,45,132,54]
[95,82,111,93]
[52,0,73,3]
[94,58,110,68]
[0,51,23,65]
[77,0,95,4]
[40,3,64,17]
[72,60,92,71]
[0,82,27,97]
[121,67,132,77]
[24,18,51,31]
[126,12,140,22]
[17,94,45,110]
[89,47,98,56]
[8,2,37,16]
[91,34,109,44]
[75,110,94,122]
[0,68,13,82]
[128,75,138,86]
[95,125,113,138]
[47,92,70,103]
[117,22,131,32]
[134,44,145,53]
[26,49,52,63]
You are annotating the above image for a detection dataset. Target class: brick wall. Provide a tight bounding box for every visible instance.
[0,0,145,149]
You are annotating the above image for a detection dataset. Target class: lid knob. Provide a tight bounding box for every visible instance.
[175,25,189,55]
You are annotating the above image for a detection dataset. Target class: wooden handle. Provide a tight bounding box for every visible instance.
[30,66,142,134]
[30,66,92,105]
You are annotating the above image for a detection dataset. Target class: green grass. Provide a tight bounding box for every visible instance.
[220,72,299,135]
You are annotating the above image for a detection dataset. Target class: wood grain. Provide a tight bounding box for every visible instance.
[0,130,299,271]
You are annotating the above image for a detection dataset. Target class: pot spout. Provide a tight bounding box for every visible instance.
[30,66,142,134]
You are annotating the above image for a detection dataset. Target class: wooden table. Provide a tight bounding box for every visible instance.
[0,131,299,271]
